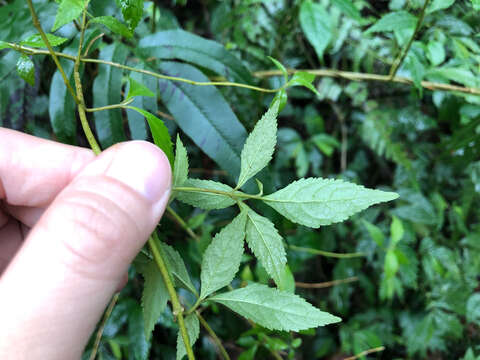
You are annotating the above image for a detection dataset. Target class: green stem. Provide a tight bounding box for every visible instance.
[148,235,195,360]
[8,43,480,96]
[196,311,231,360]
[25,0,79,104]
[288,244,365,259]
[388,0,431,78]
[86,99,134,112]
[167,206,200,242]
[173,186,264,201]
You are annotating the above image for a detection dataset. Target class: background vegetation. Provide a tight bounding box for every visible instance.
[1,0,480,359]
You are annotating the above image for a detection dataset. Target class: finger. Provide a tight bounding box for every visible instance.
[3,204,44,228]
[0,141,171,360]
[0,219,23,275]
[0,128,94,207]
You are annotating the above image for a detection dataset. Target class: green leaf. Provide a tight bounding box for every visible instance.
[126,66,157,140]
[126,77,155,99]
[362,220,385,247]
[176,179,236,210]
[263,178,399,228]
[93,43,128,148]
[299,0,332,60]
[138,30,253,84]
[171,135,189,200]
[365,11,417,34]
[176,314,199,360]
[466,293,480,324]
[268,56,288,83]
[160,241,197,295]
[155,62,247,180]
[200,211,247,299]
[272,89,288,112]
[89,16,133,38]
[20,33,68,48]
[385,250,399,278]
[331,0,362,22]
[126,301,151,360]
[52,0,86,31]
[0,41,13,50]
[427,0,455,14]
[288,72,320,97]
[472,0,480,10]
[210,284,341,331]
[138,260,168,340]
[426,41,446,66]
[244,207,286,286]
[16,55,34,86]
[390,216,404,246]
[237,101,279,188]
[127,106,174,168]
[115,0,143,32]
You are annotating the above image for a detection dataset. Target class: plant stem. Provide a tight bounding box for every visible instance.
[388,0,431,78]
[288,244,365,259]
[295,276,359,289]
[25,0,79,104]
[148,234,195,360]
[86,99,134,112]
[88,293,120,360]
[173,186,264,201]
[344,346,385,360]
[8,43,480,96]
[167,206,200,242]
[196,311,231,360]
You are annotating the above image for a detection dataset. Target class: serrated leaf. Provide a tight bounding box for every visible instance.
[171,135,189,201]
[16,55,34,86]
[210,284,341,331]
[138,30,253,84]
[176,314,199,360]
[159,242,197,295]
[126,77,155,99]
[90,16,133,38]
[299,0,332,60]
[365,11,417,34]
[138,260,168,340]
[93,43,128,148]
[20,33,68,48]
[237,101,279,188]
[268,56,288,83]
[200,212,247,299]
[244,207,286,286]
[52,0,86,31]
[176,179,236,210]
[263,178,399,228]
[115,0,143,32]
[126,106,174,168]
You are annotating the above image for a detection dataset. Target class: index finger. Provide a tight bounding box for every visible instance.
[0,128,95,207]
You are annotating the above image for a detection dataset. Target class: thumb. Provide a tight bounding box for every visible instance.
[0,141,171,360]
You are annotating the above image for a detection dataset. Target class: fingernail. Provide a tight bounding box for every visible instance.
[106,141,172,204]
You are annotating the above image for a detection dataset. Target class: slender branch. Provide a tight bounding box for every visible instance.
[8,43,480,96]
[25,0,79,104]
[167,206,200,242]
[389,0,431,78]
[288,244,365,259]
[196,311,231,360]
[173,186,263,201]
[83,32,104,57]
[148,234,195,360]
[88,293,120,360]
[295,276,358,289]
[157,110,175,121]
[344,346,385,360]
[85,99,134,112]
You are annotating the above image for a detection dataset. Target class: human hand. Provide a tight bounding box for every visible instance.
[0,128,171,359]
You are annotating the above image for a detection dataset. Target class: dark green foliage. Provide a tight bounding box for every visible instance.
[2,0,480,359]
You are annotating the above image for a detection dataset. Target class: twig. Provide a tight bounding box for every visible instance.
[8,43,480,96]
[344,346,385,360]
[167,206,200,242]
[196,311,231,360]
[148,233,195,360]
[295,276,358,289]
[389,0,431,78]
[83,32,104,57]
[25,0,79,104]
[156,110,175,121]
[288,244,365,259]
[88,293,120,360]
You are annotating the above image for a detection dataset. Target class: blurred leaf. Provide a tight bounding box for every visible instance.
[299,0,332,60]
[390,216,404,246]
[331,0,362,22]
[365,11,417,34]
[176,314,199,360]
[427,41,446,66]
[127,301,151,360]
[268,56,288,83]
[466,293,480,324]
[115,0,143,32]
[210,284,341,331]
[52,0,86,31]
[427,0,455,14]
[20,33,68,47]
[16,54,34,86]
[89,15,133,38]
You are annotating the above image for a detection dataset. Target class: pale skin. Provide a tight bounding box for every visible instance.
[0,128,172,359]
